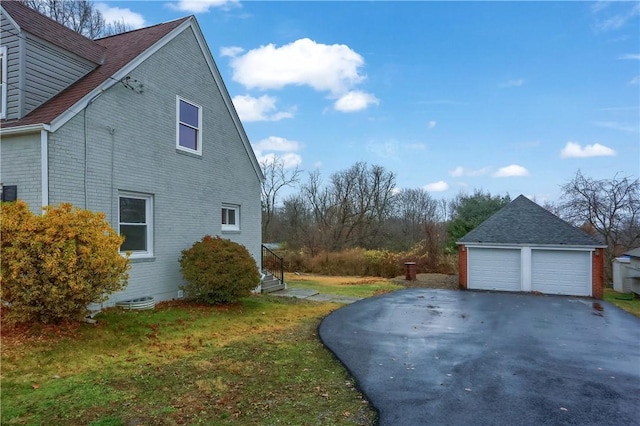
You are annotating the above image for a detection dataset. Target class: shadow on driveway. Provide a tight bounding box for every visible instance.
[319,289,640,426]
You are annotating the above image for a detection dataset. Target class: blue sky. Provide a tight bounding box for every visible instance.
[99,1,638,202]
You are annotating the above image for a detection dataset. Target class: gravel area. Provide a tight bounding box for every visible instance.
[391,273,459,290]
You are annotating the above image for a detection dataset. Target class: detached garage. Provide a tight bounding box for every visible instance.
[458,195,605,298]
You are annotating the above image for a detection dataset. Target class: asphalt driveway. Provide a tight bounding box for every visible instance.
[319,289,640,426]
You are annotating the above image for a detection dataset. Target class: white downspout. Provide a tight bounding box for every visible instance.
[40,129,48,212]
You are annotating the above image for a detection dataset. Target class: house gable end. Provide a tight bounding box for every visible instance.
[184,19,263,182]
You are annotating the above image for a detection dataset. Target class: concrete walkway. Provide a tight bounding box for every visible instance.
[269,287,363,304]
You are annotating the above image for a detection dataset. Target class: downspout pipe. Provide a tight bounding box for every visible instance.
[40,129,48,212]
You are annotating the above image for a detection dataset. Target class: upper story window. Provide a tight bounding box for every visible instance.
[1,46,7,119]
[176,96,202,155]
[119,192,154,257]
[222,204,240,232]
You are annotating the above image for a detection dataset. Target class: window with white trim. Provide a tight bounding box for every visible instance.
[222,204,240,231]
[176,96,202,154]
[0,46,7,119]
[119,192,153,256]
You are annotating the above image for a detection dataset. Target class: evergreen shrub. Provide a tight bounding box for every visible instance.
[179,236,260,304]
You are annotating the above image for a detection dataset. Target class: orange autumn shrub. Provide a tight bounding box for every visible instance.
[1,201,130,324]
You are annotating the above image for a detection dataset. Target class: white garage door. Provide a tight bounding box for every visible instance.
[531,250,591,296]
[468,248,521,291]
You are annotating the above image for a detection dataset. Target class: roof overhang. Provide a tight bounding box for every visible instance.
[0,123,50,135]
[457,242,607,250]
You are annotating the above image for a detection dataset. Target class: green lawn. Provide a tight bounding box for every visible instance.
[1,296,376,425]
[284,273,404,298]
[604,288,640,317]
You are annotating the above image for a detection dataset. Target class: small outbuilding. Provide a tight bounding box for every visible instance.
[621,248,640,295]
[457,195,606,298]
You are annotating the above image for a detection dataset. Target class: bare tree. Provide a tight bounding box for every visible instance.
[19,0,130,39]
[103,18,134,37]
[293,163,396,251]
[393,189,439,235]
[560,170,640,281]
[260,156,301,242]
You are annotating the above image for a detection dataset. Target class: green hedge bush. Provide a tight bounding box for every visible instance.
[1,201,130,325]
[179,236,260,304]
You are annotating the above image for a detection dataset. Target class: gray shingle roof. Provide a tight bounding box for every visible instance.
[458,195,604,247]
[624,248,640,258]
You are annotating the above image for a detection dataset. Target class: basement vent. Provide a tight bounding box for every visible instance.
[116,296,155,310]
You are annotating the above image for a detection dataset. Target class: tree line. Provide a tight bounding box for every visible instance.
[19,0,131,38]
[262,158,639,281]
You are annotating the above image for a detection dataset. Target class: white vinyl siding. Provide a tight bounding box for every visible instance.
[532,250,591,296]
[0,46,6,118]
[468,247,521,291]
[1,11,21,119]
[23,36,96,117]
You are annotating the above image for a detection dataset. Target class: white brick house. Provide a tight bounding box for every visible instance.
[0,2,264,305]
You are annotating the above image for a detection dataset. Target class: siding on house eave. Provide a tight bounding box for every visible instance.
[22,34,97,118]
[1,10,21,119]
[0,12,97,120]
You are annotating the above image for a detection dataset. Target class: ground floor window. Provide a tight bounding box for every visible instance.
[222,204,240,231]
[119,192,153,256]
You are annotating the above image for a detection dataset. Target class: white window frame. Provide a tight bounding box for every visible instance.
[118,191,154,258]
[176,96,202,155]
[222,204,240,232]
[0,46,7,119]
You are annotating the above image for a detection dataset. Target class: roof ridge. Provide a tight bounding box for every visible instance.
[95,16,191,42]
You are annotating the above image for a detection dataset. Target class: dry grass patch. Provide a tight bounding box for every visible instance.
[285,273,403,297]
[1,296,376,425]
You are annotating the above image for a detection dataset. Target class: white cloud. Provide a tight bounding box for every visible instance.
[256,152,302,169]
[423,180,449,192]
[228,38,366,96]
[593,121,637,133]
[449,166,491,177]
[220,46,244,58]
[366,140,399,159]
[96,3,145,29]
[252,136,303,169]
[405,143,426,150]
[493,164,530,178]
[618,53,640,60]
[630,76,640,85]
[253,136,301,153]
[594,2,640,31]
[232,95,295,122]
[590,2,610,14]
[499,79,524,88]
[168,0,240,13]
[334,91,379,112]
[560,142,616,158]
[427,120,437,129]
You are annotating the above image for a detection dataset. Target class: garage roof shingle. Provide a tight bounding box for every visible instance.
[458,194,604,247]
